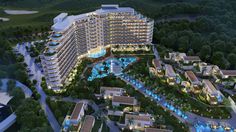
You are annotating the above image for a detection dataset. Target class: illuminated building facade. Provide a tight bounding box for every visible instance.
[41,5,154,89]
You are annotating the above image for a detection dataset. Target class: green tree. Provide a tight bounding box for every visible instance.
[200,45,211,61]
[227,53,236,69]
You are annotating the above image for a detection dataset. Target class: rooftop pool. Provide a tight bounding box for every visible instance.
[88,48,106,58]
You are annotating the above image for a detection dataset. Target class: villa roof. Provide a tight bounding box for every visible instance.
[126,114,151,121]
[80,115,95,132]
[165,64,176,77]
[183,56,201,61]
[153,59,162,69]
[145,128,173,132]
[202,80,218,95]
[220,70,236,76]
[112,96,136,105]
[100,87,124,92]
[185,71,199,83]
[71,103,84,120]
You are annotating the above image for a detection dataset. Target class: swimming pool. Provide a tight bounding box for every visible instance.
[87,57,136,81]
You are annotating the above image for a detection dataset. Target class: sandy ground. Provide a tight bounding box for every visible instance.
[4,10,38,15]
[0,17,10,21]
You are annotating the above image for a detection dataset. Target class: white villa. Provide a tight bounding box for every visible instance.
[202,80,222,105]
[165,64,176,85]
[125,114,154,130]
[100,86,124,99]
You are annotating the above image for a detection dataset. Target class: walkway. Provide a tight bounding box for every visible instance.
[15,42,61,132]
[117,72,236,131]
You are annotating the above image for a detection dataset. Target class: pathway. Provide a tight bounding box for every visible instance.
[15,42,61,132]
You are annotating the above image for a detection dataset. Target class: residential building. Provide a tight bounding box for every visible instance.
[184,71,201,93]
[182,56,201,64]
[100,86,124,99]
[165,52,186,62]
[41,4,154,89]
[219,70,236,87]
[80,115,95,132]
[198,63,219,76]
[70,103,87,125]
[202,80,223,105]
[112,96,137,106]
[145,128,173,132]
[165,64,176,85]
[125,114,154,130]
[152,59,163,76]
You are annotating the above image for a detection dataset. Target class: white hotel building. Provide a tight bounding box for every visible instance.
[41,5,154,89]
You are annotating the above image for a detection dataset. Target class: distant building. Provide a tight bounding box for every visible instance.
[80,115,95,132]
[100,86,124,99]
[41,4,154,89]
[182,56,201,64]
[145,128,173,132]
[70,103,87,125]
[219,70,236,87]
[184,71,201,93]
[165,52,186,62]
[198,63,219,76]
[112,96,137,106]
[125,114,154,130]
[202,80,222,105]
[152,59,163,76]
[165,64,176,85]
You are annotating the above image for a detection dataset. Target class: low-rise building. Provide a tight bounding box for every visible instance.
[152,59,163,76]
[182,56,201,64]
[165,52,186,62]
[198,63,219,76]
[112,96,137,106]
[202,80,223,105]
[185,71,201,93]
[80,115,95,132]
[70,103,87,126]
[219,70,236,87]
[145,128,173,132]
[125,114,154,130]
[165,64,176,85]
[100,87,124,99]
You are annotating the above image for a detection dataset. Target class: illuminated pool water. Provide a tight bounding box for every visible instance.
[88,57,136,81]
[88,48,106,58]
[118,73,188,120]
[194,121,235,132]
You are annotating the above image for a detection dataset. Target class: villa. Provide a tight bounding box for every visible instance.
[100,86,125,99]
[165,64,176,85]
[202,80,222,105]
[198,63,219,76]
[80,115,95,132]
[145,128,173,132]
[40,4,154,90]
[182,56,201,64]
[165,52,186,62]
[184,71,201,93]
[218,70,236,89]
[112,96,137,106]
[152,59,163,76]
[70,102,87,126]
[125,114,154,130]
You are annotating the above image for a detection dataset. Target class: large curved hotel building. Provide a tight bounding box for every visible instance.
[41,5,154,89]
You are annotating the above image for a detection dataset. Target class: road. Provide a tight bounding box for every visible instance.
[16,42,61,132]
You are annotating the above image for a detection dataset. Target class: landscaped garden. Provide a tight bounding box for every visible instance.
[125,56,231,119]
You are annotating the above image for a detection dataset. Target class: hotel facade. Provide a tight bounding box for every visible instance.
[41,5,154,89]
